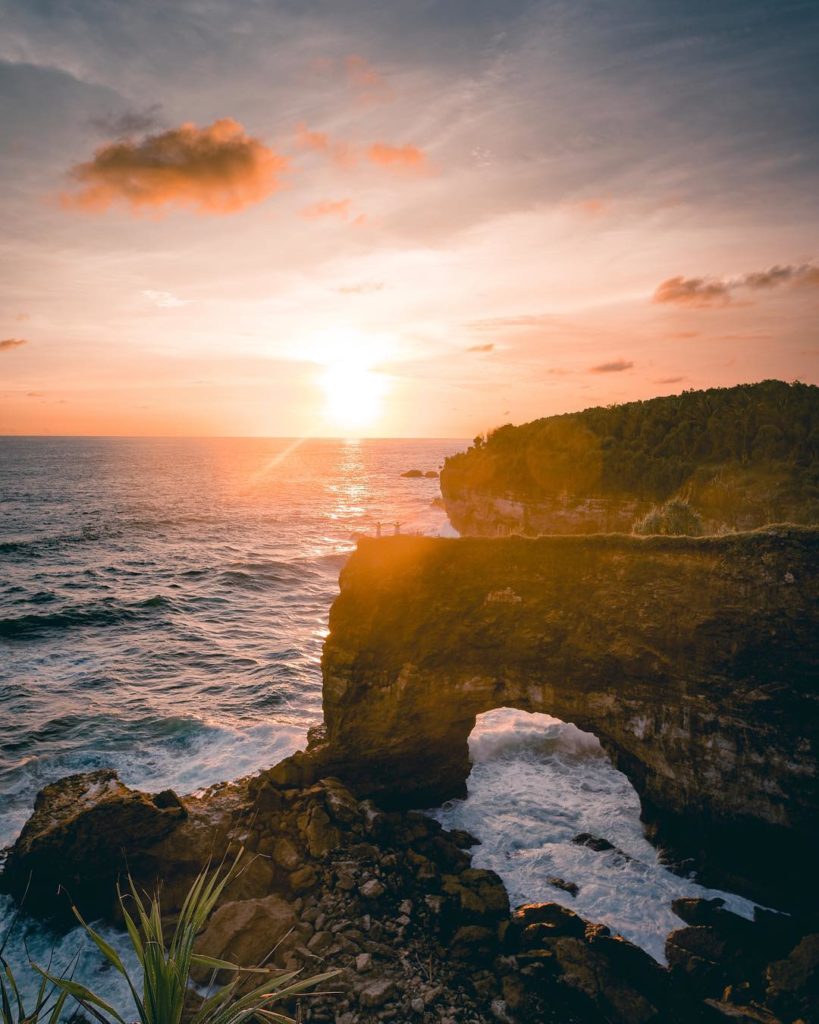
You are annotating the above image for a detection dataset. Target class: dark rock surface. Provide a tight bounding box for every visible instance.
[5,770,819,1023]
[266,528,818,910]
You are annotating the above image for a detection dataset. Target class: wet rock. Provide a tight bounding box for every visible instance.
[401,469,424,478]
[1,770,186,918]
[512,902,587,941]
[672,897,728,927]
[548,876,580,897]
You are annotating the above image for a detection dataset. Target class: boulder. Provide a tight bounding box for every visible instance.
[1,769,186,918]
[765,932,819,1023]
[193,893,297,980]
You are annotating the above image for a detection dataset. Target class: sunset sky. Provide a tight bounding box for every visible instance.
[1,0,817,437]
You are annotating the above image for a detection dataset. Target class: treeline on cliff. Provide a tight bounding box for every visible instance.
[441,381,819,515]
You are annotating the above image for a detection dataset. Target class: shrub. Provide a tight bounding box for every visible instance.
[633,499,704,536]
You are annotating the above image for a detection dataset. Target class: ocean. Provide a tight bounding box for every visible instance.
[0,436,756,1010]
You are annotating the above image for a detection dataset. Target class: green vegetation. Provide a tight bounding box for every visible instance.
[4,856,334,1024]
[633,498,704,536]
[1,955,67,1024]
[442,381,819,522]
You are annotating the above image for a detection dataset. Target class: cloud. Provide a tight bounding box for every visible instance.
[295,126,425,172]
[143,289,192,308]
[61,119,288,215]
[655,376,686,384]
[300,198,354,220]
[295,124,357,168]
[653,276,732,307]
[90,103,163,137]
[589,359,633,373]
[26,391,45,398]
[367,142,425,171]
[654,263,819,307]
[344,55,390,102]
[466,343,494,353]
[336,281,384,294]
[15,312,30,322]
[468,314,557,331]
[0,338,28,351]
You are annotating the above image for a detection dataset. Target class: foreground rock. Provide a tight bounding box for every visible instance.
[4,771,819,1023]
[270,528,818,910]
[0,770,186,916]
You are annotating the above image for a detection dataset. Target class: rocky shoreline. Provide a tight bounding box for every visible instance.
[2,769,818,1024]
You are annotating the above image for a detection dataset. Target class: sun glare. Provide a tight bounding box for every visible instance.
[310,327,390,433]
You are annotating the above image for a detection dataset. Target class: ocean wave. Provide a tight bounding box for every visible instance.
[0,527,120,558]
[0,595,176,640]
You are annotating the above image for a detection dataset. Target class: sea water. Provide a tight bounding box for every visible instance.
[0,436,755,1012]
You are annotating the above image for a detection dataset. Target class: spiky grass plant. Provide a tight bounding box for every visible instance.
[1,896,69,1024]
[1,956,69,1024]
[36,854,336,1024]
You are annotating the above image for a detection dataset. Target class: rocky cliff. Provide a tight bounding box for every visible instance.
[278,527,818,910]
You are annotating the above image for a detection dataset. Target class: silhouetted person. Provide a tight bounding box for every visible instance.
[376,522,382,537]
[394,521,401,535]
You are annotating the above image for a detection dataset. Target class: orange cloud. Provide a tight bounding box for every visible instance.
[589,359,634,373]
[466,343,494,353]
[296,126,426,173]
[654,263,819,307]
[295,123,357,168]
[345,55,390,102]
[0,337,27,351]
[300,198,353,220]
[367,142,425,171]
[653,276,731,307]
[61,119,288,216]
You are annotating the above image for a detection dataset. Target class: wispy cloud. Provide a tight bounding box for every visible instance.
[295,125,425,172]
[143,289,192,308]
[0,338,28,351]
[61,119,288,215]
[366,142,425,171]
[466,343,494,353]
[90,103,163,137]
[300,198,355,220]
[336,281,384,294]
[654,263,819,307]
[655,375,686,384]
[589,359,633,373]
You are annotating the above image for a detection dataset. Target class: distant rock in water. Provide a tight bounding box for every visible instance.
[401,469,424,477]
[440,380,819,536]
[424,470,439,478]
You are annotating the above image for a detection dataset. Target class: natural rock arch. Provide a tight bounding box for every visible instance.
[258,529,819,909]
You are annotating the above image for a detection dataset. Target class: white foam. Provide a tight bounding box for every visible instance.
[432,707,758,963]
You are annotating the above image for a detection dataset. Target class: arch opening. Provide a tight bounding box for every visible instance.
[431,707,758,963]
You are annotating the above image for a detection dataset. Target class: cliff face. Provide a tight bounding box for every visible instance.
[308,528,819,908]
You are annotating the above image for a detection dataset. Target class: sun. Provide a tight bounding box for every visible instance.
[310,327,390,433]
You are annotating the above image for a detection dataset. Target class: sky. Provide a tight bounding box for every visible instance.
[0,0,817,437]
